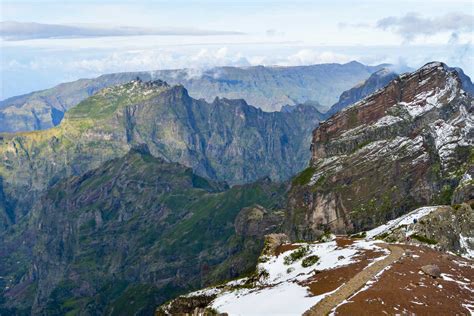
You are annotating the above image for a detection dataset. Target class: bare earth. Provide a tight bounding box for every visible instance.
[303,244,404,316]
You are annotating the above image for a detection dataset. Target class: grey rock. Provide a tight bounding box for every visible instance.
[421,264,441,278]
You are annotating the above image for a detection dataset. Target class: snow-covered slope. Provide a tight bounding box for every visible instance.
[157,205,474,316]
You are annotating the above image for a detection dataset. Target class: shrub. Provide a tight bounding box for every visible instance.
[283,245,310,265]
[301,255,320,268]
[411,234,438,245]
[292,167,316,186]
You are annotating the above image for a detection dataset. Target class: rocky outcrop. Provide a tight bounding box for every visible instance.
[286,62,474,239]
[234,204,284,238]
[156,294,220,316]
[421,265,441,278]
[376,204,474,256]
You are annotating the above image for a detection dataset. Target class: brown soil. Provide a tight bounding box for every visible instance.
[304,249,385,296]
[334,244,474,315]
[304,244,404,316]
[336,237,355,248]
[274,243,300,256]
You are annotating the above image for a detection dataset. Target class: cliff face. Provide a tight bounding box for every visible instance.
[286,62,473,240]
[0,80,322,232]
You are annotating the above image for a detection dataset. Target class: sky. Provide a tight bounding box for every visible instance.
[1,0,473,99]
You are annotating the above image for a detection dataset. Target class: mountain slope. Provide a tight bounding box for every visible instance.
[0,80,322,232]
[0,147,288,315]
[0,61,386,132]
[159,204,473,315]
[285,62,473,239]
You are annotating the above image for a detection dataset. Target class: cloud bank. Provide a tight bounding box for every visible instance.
[376,12,474,42]
[0,21,244,41]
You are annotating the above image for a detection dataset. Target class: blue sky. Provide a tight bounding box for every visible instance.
[1,0,473,99]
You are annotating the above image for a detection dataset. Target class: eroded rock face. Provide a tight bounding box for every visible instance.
[234,204,284,238]
[325,68,398,117]
[0,80,322,232]
[286,62,474,239]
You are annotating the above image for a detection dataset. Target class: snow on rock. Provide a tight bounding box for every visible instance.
[459,235,474,259]
[400,70,459,118]
[260,240,387,285]
[372,115,403,128]
[365,206,440,239]
[358,136,424,162]
[429,104,474,168]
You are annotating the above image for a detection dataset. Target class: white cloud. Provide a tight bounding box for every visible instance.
[376,12,474,43]
[0,21,244,41]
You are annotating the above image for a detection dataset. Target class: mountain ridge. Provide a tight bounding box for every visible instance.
[0,61,387,132]
[286,61,473,239]
[0,79,323,233]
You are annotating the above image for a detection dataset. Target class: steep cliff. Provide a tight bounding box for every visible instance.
[286,62,473,239]
[0,80,322,232]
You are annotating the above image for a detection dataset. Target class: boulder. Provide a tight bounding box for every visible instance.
[421,264,441,278]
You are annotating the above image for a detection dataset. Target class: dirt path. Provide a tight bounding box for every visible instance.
[303,244,404,316]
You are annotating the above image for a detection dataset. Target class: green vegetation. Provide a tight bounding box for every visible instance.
[292,167,316,186]
[3,149,288,315]
[356,139,372,151]
[434,184,455,205]
[411,234,438,245]
[301,255,320,267]
[283,245,311,265]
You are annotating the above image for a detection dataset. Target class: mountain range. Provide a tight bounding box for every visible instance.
[0,61,472,315]
[158,62,474,315]
[0,61,389,133]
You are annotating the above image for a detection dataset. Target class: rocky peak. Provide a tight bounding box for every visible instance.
[286,62,473,239]
[312,62,466,162]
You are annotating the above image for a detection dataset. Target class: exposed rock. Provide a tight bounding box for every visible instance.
[326,68,398,117]
[285,62,474,240]
[156,294,218,316]
[421,264,441,278]
[0,80,321,232]
[373,204,474,256]
[261,233,291,256]
[234,205,284,238]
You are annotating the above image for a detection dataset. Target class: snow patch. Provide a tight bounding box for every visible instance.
[459,235,474,259]
[211,282,332,316]
[372,115,403,128]
[365,206,440,239]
